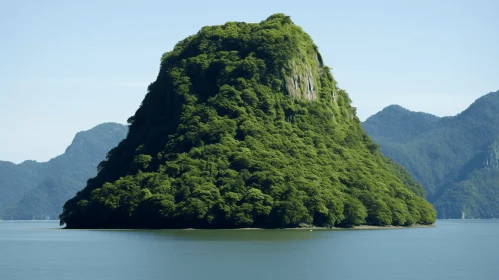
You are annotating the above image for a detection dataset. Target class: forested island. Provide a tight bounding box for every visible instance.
[59,14,436,229]
[363,90,499,219]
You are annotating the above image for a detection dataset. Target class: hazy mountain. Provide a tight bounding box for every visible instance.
[0,122,127,219]
[363,90,499,218]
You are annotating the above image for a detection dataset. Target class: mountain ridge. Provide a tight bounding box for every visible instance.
[0,122,127,219]
[363,90,499,218]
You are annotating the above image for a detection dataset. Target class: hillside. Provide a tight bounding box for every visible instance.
[363,90,499,218]
[0,123,127,219]
[60,14,435,229]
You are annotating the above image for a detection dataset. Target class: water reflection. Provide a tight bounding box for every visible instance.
[124,228,327,242]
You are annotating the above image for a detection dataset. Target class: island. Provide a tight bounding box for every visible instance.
[59,13,436,229]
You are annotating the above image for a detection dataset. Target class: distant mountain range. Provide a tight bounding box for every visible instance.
[0,123,127,220]
[363,90,499,218]
[5,87,499,221]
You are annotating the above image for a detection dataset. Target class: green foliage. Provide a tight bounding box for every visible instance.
[0,123,127,220]
[60,14,435,229]
[363,91,499,218]
[339,195,367,227]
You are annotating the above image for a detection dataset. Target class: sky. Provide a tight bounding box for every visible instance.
[1,0,498,163]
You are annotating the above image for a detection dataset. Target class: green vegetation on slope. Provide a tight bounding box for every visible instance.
[0,123,127,219]
[60,14,435,229]
[363,91,499,218]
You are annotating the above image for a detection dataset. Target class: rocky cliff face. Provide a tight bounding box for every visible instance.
[484,140,499,169]
[283,52,323,101]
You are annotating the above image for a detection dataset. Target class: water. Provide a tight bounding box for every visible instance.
[1,220,498,280]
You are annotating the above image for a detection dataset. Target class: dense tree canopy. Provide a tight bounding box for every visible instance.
[60,14,435,229]
[363,90,499,218]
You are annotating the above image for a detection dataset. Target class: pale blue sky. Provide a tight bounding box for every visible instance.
[1,0,498,163]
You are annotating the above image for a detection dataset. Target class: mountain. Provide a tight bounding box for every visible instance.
[363,90,499,218]
[59,14,435,229]
[0,123,127,219]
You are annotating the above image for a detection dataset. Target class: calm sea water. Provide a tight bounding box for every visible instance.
[1,220,498,280]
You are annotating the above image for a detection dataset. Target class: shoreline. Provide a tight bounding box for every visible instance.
[57,224,436,231]
[216,224,436,231]
[0,220,435,230]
